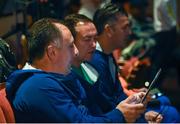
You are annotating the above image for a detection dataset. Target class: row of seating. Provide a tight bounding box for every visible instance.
[0,83,15,123]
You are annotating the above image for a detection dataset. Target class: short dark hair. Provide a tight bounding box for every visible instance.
[64,14,93,38]
[28,18,62,63]
[93,3,127,35]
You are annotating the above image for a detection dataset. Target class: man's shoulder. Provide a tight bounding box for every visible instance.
[7,69,46,84]
[91,50,108,63]
[25,71,68,86]
[6,70,66,97]
[90,50,109,69]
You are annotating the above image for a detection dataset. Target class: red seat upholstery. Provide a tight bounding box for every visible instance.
[0,88,15,123]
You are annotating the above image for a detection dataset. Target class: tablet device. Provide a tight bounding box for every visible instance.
[140,68,162,103]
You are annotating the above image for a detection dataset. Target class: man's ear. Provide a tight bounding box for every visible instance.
[104,24,113,38]
[46,45,56,61]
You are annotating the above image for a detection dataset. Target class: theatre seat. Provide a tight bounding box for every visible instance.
[0,87,15,123]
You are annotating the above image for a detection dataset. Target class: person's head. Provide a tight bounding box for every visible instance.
[128,0,148,21]
[80,0,102,8]
[94,3,131,50]
[64,14,97,66]
[28,18,78,74]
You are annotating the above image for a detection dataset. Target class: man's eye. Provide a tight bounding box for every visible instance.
[83,37,96,42]
[83,38,91,41]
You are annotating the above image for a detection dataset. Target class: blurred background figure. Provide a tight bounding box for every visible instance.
[0,38,17,84]
[78,0,110,19]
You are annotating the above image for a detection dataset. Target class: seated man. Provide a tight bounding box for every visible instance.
[64,14,163,123]
[89,3,180,123]
[5,18,144,123]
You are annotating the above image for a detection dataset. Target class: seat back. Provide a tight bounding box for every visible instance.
[0,82,5,90]
[0,88,15,123]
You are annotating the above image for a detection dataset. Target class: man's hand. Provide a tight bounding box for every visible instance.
[116,92,146,122]
[139,88,152,106]
[145,111,163,123]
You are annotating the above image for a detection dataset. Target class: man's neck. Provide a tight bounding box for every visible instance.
[97,36,113,55]
[72,59,81,68]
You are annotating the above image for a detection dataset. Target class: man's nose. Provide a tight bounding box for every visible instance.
[91,39,96,48]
